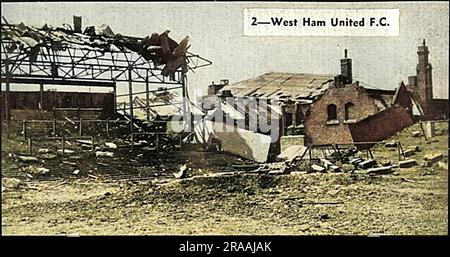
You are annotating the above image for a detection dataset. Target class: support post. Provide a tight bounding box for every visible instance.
[23,120,27,140]
[128,69,134,133]
[281,104,286,136]
[39,83,44,111]
[419,121,428,141]
[181,73,189,133]
[53,118,57,136]
[4,59,11,135]
[28,138,32,156]
[368,145,374,159]
[79,119,82,136]
[156,133,159,153]
[145,73,150,122]
[131,133,134,152]
[106,120,110,138]
[113,83,117,113]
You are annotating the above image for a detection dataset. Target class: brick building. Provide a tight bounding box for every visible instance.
[209,49,411,150]
[404,40,449,120]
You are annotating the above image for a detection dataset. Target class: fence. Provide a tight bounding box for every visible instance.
[27,136,95,156]
[20,119,131,139]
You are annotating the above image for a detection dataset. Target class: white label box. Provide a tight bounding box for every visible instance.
[244,8,400,37]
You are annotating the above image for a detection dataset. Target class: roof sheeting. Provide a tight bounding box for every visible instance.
[223,72,398,103]
[223,72,335,100]
[1,19,190,77]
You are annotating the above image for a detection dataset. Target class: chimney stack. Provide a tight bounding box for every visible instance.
[340,49,352,85]
[73,16,82,33]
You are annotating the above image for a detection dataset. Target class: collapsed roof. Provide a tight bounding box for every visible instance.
[222,72,335,100]
[1,17,197,77]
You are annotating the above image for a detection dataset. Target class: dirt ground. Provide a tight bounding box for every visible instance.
[1,122,448,235]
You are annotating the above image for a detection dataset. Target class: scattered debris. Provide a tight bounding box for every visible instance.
[16,156,39,163]
[384,141,398,148]
[437,161,448,170]
[399,159,417,168]
[349,158,363,166]
[57,149,75,154]
[65,117,76,125]
[87,174,99,179]
[174,164,188,179]
[19,166,49,176]
[329,165,341,172]
[367,166,393,175]
[76,139,93,145]
[411,131,422,137]
[268,170,286,175]
[105,142,118,149]
[311,164,326,173]
[320,158,334,169]
[2,178,23,191]
[40,154,57,160]
[95,151,114,157]
[62,161,77,166]
[400,177,415,183]
[424,153,443,166]
[73,170,80,175]
[403,149,415,157]
[358,159,377,169]
[37,148,51,154]
[80,144,92,150]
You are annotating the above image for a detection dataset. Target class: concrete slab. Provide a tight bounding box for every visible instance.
[214,124,272,163]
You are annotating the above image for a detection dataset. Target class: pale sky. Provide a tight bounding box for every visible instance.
[2,1,449,99]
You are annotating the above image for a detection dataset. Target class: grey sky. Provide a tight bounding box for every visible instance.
[2,1,449,99]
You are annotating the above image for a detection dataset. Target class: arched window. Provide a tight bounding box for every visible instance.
[344,102,355,121]
[327,104,337,121]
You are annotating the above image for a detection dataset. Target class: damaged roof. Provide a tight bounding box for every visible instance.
[223,72,335,100]
[223,72,396,104]
[1,18,192,77]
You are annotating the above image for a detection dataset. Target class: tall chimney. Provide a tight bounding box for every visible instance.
[340,49,352,85]
[73,16,82,33]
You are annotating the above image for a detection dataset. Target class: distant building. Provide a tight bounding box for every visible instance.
[404,40,449,120]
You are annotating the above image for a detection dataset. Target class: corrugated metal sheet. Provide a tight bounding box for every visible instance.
[224,72,334,100]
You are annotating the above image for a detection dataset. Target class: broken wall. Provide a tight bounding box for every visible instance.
[348,105,414,142]
[304,83,380,146]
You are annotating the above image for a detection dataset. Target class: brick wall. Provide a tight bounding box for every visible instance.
[304,83,380,146]
[348,105,414,143]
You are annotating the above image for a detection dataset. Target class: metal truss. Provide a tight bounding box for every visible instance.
[0,39,211,85]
